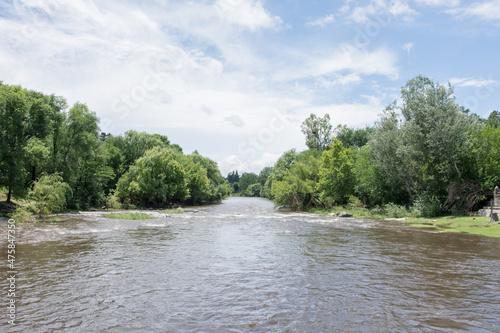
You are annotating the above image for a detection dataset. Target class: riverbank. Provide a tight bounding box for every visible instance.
[307,206,500,238]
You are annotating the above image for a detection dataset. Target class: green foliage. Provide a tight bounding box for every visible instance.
[318,138,355,205]
[226,170,240,183]
[334,124,374,148]
[368,75,475,206]
[264,149,297,199]
[165,207,184,214]
[270,149,321,208]
[239,172,258,194]
[11,206,34,223]
[246,183,262,197]
[0,84,31,201]
[116,147,188,206]
[104,212,152,220]
[471,124,500,190]
[27,173,72,218]
[301,113,333,151]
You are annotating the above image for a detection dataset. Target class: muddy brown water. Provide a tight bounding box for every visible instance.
[1,197,499,332]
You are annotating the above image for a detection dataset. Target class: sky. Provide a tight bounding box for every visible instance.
[1,0,499,175]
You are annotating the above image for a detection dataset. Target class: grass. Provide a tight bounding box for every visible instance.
[307,205,500,238]
[405,216,500,238]
[104,212,153,220]
[165,207,184,214]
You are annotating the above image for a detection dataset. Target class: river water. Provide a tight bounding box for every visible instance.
[1,197,500,332]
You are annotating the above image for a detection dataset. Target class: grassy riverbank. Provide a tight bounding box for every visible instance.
[308,206,500,238]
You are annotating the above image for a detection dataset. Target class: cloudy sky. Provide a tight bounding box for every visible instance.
[1,0,499,175]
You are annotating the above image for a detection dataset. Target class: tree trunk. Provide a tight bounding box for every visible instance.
[7,185,12,203]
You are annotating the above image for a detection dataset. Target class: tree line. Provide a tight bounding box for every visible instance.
[231,76,500,217]
[0,82,231,220]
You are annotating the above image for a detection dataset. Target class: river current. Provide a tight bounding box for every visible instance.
[1,197,500,332]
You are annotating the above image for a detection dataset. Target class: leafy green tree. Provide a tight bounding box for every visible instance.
[246,183,262,197]
[301,113,333,151]
[318,138,355,205]
[183,156,210,205]
[270,149,321,209]
[27,173,72,218]
[116,147,188,206]
[257,166,273,197]
[23,138,50,183]
[264,149,297,199]
[0,84,31,202]
[471,124,500,190]
[227,170,240,184]
[486,110,500,128]
[334,124,373,149]
[239,172,258,194]
[369,76,475,205]
[188,152,232,202]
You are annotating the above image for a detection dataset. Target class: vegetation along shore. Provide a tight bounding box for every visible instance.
[1,75,500,239]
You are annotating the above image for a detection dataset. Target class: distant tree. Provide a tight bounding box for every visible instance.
[486,110,500,128]
[227,170,240,184]
[301,113,333,151]
[239,172,258,193]
[246,183,262,197]
[334,124,373,149]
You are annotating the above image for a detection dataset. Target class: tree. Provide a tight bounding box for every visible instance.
[239,172,258,194]
[301,113,333,151]
[257,167,273,197]
[270,149,321,209]
[369,75,476,205]
[188,152,232,203]
[115,147,188,206]
[334,124,373,149]
[264,149,297,199]
[227,170,240,184]
[27,173,72,218]
[0,84,31,202]
[318,138,355,205]
[486,110,500,128]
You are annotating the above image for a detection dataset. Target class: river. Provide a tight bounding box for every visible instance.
[1,197,500,332]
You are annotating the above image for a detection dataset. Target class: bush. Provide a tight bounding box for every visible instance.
[11,206,35,223]
[384,203,408,218]
[421,197,442,218]
[105,191,122,209]
[28,174,72,218]
[348,195,364,208]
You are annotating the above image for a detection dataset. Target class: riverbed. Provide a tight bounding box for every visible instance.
[1,197,499,332]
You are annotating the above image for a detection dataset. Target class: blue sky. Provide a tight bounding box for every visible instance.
[1,0,499,175]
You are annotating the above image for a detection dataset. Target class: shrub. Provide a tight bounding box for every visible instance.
[384,203,408,218]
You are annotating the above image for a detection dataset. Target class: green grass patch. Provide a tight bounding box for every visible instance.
[405,216,500,238]
[165,207,184,214]
[104,212,153,220]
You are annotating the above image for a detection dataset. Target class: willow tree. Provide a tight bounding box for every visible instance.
[368,75,476,205]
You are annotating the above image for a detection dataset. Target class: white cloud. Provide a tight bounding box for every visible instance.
[349,0,418,23]
[450,77,499,87]
[413,0,460,7]
[402,42,415,54]
[215,0,282,31]
[447,0,500,21]
[307,14,335,27]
